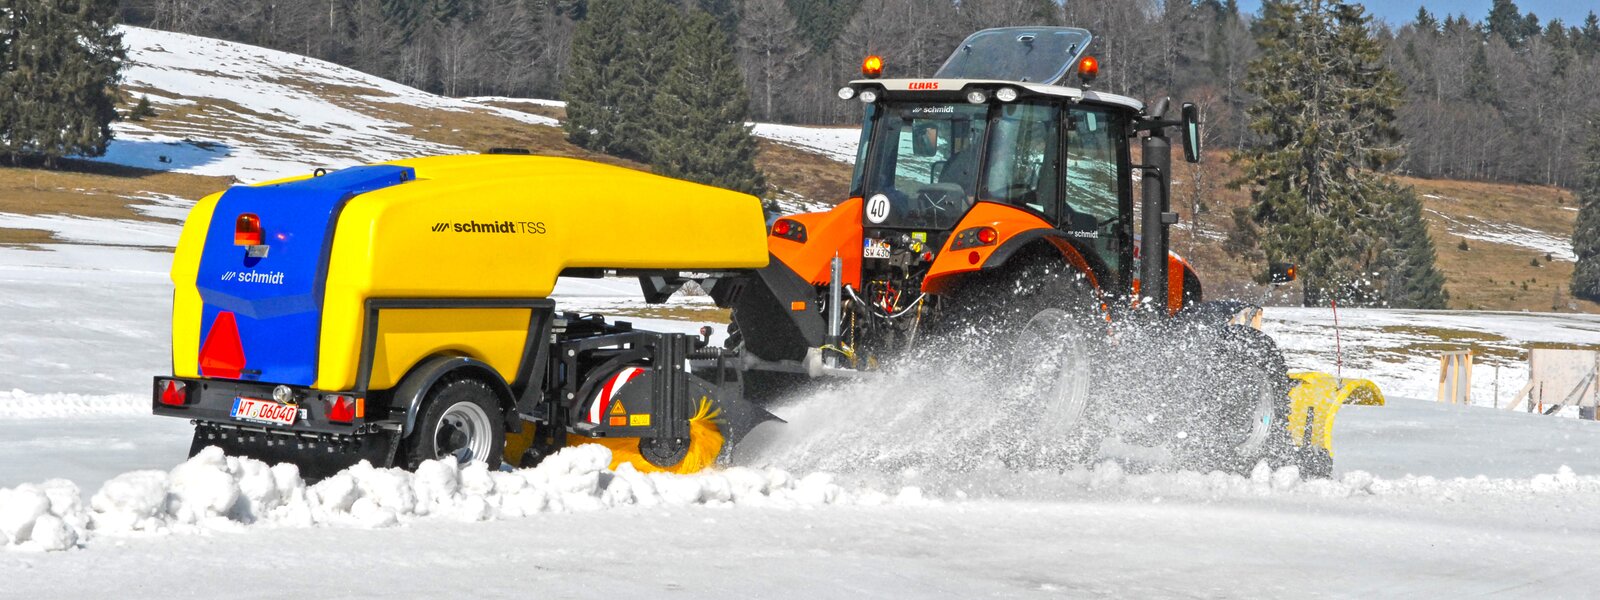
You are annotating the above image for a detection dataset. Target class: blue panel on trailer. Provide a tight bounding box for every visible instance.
[193,165,415,385]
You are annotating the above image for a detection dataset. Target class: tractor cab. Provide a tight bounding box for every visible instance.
[745,26,1202,370]
[835,27,1162,301]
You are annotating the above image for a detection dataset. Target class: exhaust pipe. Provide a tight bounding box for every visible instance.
[1139,133,1171,312]
[826,253,842,367]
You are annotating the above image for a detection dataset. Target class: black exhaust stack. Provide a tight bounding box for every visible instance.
[1135,98,1199,314]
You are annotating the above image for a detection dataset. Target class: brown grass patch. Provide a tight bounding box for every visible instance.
[756,139,853,205]
[0,160,229,244]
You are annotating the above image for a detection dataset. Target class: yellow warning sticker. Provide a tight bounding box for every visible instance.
[630,414,651,427]
[609,400,627,416]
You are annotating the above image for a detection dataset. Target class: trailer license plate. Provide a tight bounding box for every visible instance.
[231,397,298,426]
[863,239,891,259]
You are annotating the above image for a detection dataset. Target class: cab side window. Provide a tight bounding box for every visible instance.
[1065,107,1126,276]
[1065,108,1120,226]
[980,103,1060,219]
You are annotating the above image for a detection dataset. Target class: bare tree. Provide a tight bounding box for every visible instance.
[738,0,807,120]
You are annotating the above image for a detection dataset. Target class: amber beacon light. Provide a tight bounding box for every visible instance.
[861,55,884,79]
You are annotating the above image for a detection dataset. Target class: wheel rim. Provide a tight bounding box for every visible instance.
[1021,309,1093,435]
[1236,385,1275,453]
[434,401,493,465]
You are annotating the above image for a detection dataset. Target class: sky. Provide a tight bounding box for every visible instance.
[1232,1,1598,27]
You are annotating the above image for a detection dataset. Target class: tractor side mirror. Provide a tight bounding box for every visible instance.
[1180,102,1201,163]
[1268,262,1298,284]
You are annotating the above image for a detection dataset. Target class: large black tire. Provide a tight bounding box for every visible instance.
[1189,325,1294,474]
[937,253,1098,344]
[940,255,1106,469]
[400,377,506,470]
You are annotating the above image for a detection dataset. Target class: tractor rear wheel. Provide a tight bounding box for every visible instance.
[1011,307,1104,467]
[941,255,1106,468]
[401,377,506,470]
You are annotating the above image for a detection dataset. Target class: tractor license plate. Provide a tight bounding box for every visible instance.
[863,239,892,259]
[231,397,298,426]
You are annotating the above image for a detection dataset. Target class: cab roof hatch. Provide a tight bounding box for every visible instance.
[934,27,1093,85]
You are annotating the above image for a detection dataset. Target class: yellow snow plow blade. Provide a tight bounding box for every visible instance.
[1286,372,1386,454]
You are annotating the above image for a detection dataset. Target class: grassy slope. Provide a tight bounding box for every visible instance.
[1171,152,1594,314]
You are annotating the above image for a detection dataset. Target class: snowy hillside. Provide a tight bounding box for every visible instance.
[102,27,554,182]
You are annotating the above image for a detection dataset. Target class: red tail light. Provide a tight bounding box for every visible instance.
[771,218,807,242]
[325,395,361,423]
[159,380,189,406]
[235,213,263,246]
[951,226,998,250]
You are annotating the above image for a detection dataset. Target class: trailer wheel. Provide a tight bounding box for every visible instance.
[402,377,505,469]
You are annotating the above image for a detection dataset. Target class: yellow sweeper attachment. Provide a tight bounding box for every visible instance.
[501,398,728,475]
[575,398,727,474]
[1287,371,1385,454]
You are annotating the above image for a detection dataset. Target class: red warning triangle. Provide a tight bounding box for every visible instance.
[199,311,246,379]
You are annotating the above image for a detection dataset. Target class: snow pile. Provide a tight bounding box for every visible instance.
[0,445,924,552]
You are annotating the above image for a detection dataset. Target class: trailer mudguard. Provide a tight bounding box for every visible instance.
[392,355,517,437]
[729,255,827,362]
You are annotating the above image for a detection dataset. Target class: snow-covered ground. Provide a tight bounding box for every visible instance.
[1264,306,1600,412]
[98,26,861,185]
[750,123,861,164]
[4,210,1600,594]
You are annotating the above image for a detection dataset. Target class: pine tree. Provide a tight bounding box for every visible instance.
[1371,180,1448,308]
[0,0,124,167]
[648,8,766,196]
[1487,0,1526,47]
[609,0,681,161]
[130,95,157,120]
[1572,119,1600,303]
[1414,7,1437,33]
[1232,1,1438,307]
[1464,42,1498,107]
[562,0,631,155]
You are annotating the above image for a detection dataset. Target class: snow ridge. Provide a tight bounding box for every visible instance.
[0,445,927,552]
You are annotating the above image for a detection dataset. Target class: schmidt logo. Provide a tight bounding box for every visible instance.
[221,270,286,285]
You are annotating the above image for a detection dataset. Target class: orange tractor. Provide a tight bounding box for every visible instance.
[713,27,1306,473]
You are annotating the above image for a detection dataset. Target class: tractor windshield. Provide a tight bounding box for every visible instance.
[859,103,989,230]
